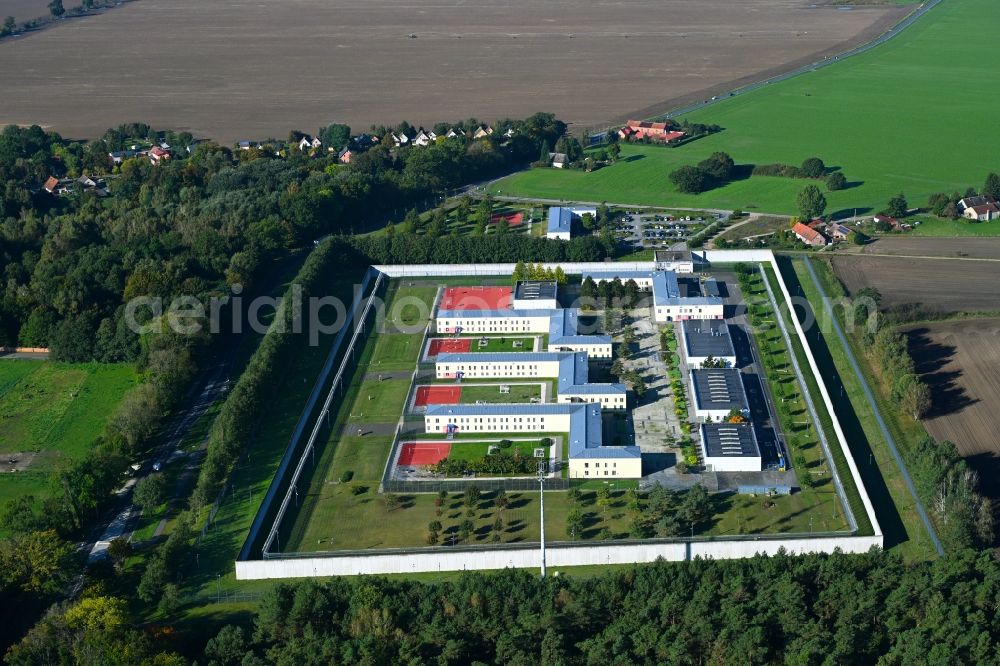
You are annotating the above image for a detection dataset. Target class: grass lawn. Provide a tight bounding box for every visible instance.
[464,336,537,353]
[738,269,856,533]
[900,215,1000,237]
[347,377,412,421]
[493,0,1000,217]
[787,255,940,559]
[446,439,551,462]
[385,284,438,329]
[459,383,542,404]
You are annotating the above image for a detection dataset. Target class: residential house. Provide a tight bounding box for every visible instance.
[872,213,899,228]
[964,203,1000,221]
[791,222,827,247]
[620,120,685,143]
[337,147,353,164]
[472,125,493,139]
[108,150,138,165]
[149,146,171,164]
[828,223,853,242]
[445,128,465,139]
[43,176,59,193]
[413,129,437,146]
[392,131,410,147]
[297,136,322,151]
[548,152,569,168]
[958,195,998,212]
[237,140,252,151]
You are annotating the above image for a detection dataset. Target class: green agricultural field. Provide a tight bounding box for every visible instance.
[460,383,542,404]
[0,361,137,505]
[493,0,1000,218]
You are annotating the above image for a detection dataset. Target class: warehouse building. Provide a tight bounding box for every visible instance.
[690,368,749,420]
[424,402,642,478]
[699,422,762,472]
[680,319,736,368]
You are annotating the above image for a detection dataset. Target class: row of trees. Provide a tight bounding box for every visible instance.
[187,547,1000,664]
[511,261,568,285]
[853,291,992,550]
[752,157,849,191]
[579,276,641,309]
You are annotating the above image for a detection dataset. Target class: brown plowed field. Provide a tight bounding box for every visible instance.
[904,319,1000,486]
[832,255,1000,314]
[860,237,1000,260]
[0,0,905,142]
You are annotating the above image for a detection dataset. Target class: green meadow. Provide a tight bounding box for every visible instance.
[494,0,1000,218]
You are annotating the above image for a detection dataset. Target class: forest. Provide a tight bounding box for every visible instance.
[11,547,999,664]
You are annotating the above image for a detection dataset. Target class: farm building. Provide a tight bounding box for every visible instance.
[689,368,749,420]
[618,120,686,143]
[699,422,762,472]
[680,319,736,368]
[963,203,1000,221]
[791,222,827,247]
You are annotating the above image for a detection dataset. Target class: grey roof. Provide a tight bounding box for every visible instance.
[436,350,590,393]
[700,422,761,459]
[703,278,721,298]
[514,280,557,301]
[690,368,748,412]
[560,383,627,395]
[681,319,735,360]
[548,309,612,347]
[547,207,573,234]
[652,270,724,308]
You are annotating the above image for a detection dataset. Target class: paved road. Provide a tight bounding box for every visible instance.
[0,351,49,360]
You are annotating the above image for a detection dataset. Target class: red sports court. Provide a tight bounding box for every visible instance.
[398,441,452,466]
[414,385,462,407]
[440,286,512,311]
[489,212,524,226]
[428,338,472,356]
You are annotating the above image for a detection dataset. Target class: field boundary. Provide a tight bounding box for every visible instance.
[585,0,944,138]
[800,256,944,556]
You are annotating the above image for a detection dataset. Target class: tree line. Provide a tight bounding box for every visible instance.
[174,548,1000,665]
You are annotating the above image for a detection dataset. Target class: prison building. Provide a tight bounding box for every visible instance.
[436,309,551,335]
[654,249,697,274]
[689,368,749,420]
[699,422,762,472]
[547,309,613,359]
[435,351,626,409]
[424,402,642,478]
[651,270,724,322]
[680,319,736,368]
[512,280,559,311]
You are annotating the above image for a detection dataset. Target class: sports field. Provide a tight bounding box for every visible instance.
[440,286,512,311]
[493,0,1000,216]
[0,361,137,504]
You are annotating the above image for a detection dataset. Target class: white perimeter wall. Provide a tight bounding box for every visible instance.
[237,535,882,579]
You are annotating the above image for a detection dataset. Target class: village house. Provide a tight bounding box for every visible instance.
[42,176,59,193]
[963,202,1000,221]
[548,152,569,168]
[828,223,853,242]
[148,146,171,165]
[445,128,465,139]
[619,120,685,143]
[958,195,998,212]
[337,147,353,164]
[392,131,410,147]
[792,222,827,247]
[413,129,438,146]
[297,136,322,151]
[473,125,493,139]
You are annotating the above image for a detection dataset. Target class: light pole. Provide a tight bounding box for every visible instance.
[538,461,547,578]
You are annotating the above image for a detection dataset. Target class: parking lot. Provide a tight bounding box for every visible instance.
[611,210,726,250]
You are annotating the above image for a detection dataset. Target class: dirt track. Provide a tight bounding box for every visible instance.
[832,255,1000,314]
[0,0,904,142]
[904,319,1000,483]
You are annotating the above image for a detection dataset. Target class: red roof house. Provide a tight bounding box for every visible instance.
[149,146,171,164]
[792,222,827,247]
[43,176,59,193]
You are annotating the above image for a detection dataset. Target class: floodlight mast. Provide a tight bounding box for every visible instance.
[538,460,547,578]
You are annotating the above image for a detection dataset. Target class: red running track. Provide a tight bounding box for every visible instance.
[398,441,452,466]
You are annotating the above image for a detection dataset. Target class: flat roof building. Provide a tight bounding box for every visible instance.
[652,271,724,322]
[681,319,736,368]
[512,280,559,310]
[699,422,762,472]
[690,368,749,420]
